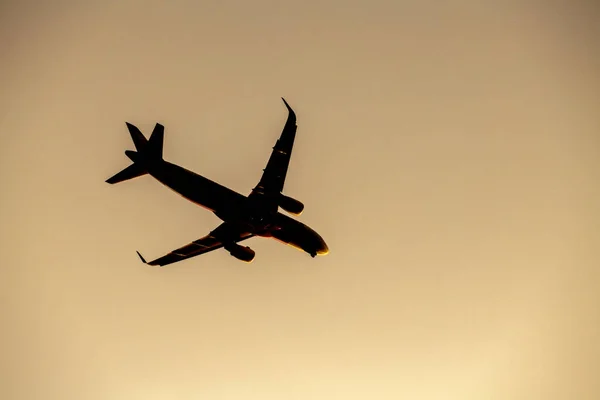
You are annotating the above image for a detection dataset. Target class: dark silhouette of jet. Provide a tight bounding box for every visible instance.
[106,98,329,266]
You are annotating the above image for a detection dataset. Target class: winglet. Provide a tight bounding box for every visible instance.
[281,97,291,110]
[136,251,147,264]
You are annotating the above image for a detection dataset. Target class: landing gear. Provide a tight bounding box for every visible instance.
[310,252,317,258]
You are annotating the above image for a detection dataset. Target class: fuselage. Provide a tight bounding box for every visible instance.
[144,158,329,257]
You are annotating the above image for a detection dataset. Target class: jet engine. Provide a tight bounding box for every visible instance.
[227,244,256,263]
[279,195,304,216]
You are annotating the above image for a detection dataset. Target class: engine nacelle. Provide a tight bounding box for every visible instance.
[227,244,255,263]
[279,195,304,216]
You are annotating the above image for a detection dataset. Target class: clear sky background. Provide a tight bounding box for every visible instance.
[1,1,599,399]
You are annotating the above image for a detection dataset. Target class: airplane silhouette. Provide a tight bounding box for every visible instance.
[106,98,329,266]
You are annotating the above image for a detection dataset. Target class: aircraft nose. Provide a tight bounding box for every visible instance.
[316,238,329,256]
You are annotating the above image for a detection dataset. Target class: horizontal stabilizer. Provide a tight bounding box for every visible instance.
[126,122,148,151]
[105,163,147,184]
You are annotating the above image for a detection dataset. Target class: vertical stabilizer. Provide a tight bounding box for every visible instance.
[105,122,165,184]
[146,123,164,159]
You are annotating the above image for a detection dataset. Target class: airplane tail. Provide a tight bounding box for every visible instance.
[105,122,164,184]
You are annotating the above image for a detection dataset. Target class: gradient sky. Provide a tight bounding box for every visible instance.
[1,1,599,399]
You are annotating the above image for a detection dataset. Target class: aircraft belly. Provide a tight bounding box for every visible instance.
[268,213,328,255]
[269,217,308,250]
[151,162,245,213]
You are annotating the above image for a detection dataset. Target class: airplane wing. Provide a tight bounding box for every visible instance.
[136,223,254,267]
[249,98,297,207]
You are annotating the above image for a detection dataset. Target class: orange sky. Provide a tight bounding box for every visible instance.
[1,1,599,399]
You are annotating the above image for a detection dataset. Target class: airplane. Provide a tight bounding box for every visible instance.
[106,98,329,266]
